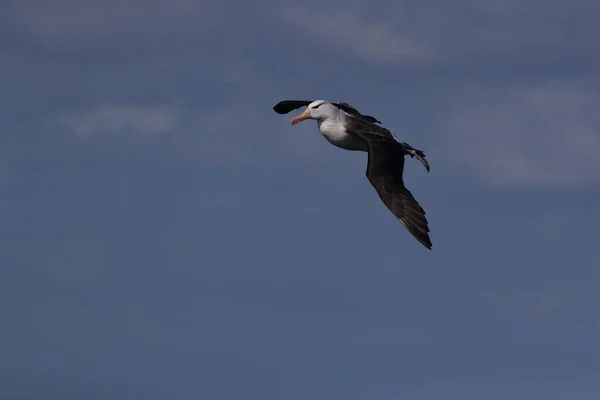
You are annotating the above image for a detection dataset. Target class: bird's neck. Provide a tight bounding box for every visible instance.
[317,116,339,130]
[317,109,344,125]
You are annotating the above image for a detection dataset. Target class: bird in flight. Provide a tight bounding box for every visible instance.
[273,99,433,250]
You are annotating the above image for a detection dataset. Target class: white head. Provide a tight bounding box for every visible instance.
[290,100,339,125]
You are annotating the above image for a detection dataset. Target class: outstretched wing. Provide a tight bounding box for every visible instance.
[345,117,432,249]
[273,100,313,114]
[343,114,395,140]
[334,102,382,124]
[273,100,382,124]
[366,141,432,249]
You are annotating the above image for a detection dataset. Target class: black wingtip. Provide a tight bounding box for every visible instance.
[273,100,312,115]
[408,231,432,250]
[272,102,288,114]
[416,233,433,250]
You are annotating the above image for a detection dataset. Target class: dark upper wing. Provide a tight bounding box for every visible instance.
[346,116,432,249]
[344,114,395,140]
[334,102,382,124]
[346,115,431,173]
[273,100,313,114]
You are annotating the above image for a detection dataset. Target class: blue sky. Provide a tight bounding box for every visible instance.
[1,0,600,399]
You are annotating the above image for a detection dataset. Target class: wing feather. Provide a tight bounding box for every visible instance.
[273,100,313,114]
[345,116,433,249]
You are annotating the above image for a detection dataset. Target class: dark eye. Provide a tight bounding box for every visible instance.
[312,104,322,109]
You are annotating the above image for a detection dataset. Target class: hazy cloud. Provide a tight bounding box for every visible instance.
[276,6,431,63]
[5,0,218,51]
[386,0,600,63]
[274,0,600,66]
[439,80,600,186]
[57,105,178,136]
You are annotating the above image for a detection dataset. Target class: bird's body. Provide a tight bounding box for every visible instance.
[318,112,368,151]
[273,99,433,250]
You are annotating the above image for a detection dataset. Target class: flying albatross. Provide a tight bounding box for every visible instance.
[274,100,429,171]
[273,99,433,249]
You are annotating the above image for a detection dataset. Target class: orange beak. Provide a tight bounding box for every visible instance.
[290,108,311,125]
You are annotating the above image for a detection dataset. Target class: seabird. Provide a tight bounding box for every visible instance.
[273,99,433,249]
[274,100,429,171]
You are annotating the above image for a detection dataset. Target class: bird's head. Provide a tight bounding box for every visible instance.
[290,100,338,125]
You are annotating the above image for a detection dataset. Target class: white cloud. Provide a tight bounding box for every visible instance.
[276,6,431,63]
[179,100,286,167]
[390,0,600,61]
[6,0,599,67]
[274,0,600,65]
[437,80,600,186]
[58,105,177,136]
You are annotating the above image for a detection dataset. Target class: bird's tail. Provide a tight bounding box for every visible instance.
[402,142,430,172]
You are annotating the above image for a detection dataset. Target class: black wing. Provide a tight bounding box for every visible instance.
[273,100,313,115]
[345,117,432,249]
[344,114,395,140]
[272,100,382,124]
[334,102,381,124]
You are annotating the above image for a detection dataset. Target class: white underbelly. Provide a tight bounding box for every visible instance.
[318,122,367,151]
